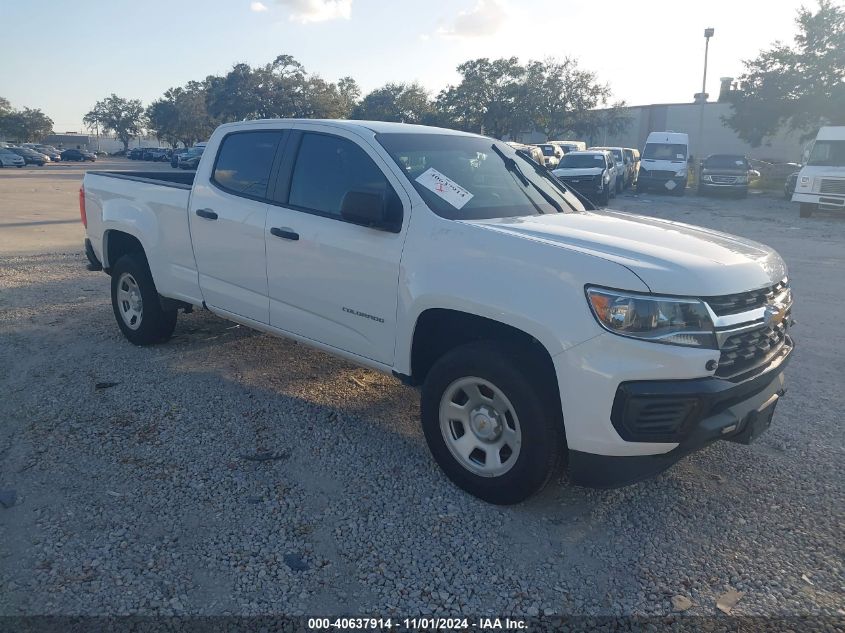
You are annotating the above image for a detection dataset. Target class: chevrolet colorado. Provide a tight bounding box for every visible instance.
[80,119,794,504]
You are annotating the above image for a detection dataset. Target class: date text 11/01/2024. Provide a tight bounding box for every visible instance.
[307,617,528,630]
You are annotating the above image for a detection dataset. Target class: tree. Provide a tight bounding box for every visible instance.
[84,95,145,151]
[435,57,525,137]
[521,58,613,139]
[0,106,54,141]
[724,0,845,146]
[351,82,432,123]
[147,82,216,147]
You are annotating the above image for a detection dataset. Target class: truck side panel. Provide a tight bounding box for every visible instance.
[84,174,203,305]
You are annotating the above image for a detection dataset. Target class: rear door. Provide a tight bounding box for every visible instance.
[264,125,409,365]
[189,129,287,323]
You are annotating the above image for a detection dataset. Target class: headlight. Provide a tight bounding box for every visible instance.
[702,175,712,182]
[585,287,716,348]
[736,175,748,184]
[676,168,688,177]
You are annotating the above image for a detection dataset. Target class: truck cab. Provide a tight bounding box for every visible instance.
[792,126,845,217]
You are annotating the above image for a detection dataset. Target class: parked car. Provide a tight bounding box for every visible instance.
[178,146,205,170]
[127,148,146,160]
[79,119,794,504]
[637,131,690,196]
[697,154,756,197]
[61,149,96,162]
[7,147,47,166]
[784,171,800,200]
[549,140,586,154]
[34,145,62,161]
[170,148,190,168]
[0,148,26,167]
[504,142,544,166]
[536,143,563,168]
[590,146,629,191]
[791,125,845,217]
[551,150,618,206]
[624,148,640,185]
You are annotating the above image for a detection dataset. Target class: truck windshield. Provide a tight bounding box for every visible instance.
[538,145,556,156]
[557,154,606,168]
[704,155,749,169]
[643,143,687,162]
[376,133,583,220]
[807,140,845,167]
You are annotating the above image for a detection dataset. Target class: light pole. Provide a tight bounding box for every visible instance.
[695,27,715,186]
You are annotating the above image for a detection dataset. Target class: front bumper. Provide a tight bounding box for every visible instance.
[554,331,793,487]
[638,172,686,191]
[699,181,747,192]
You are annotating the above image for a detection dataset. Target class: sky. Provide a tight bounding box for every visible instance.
[0,0,814,132]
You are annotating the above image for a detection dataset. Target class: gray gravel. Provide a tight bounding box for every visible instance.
[0,190,843,621]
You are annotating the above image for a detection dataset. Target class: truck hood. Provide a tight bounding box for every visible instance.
[465,211,786,296]
[552,167,603,177]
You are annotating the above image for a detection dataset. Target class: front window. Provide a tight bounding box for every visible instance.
[807,140,845,167]
[377,133,584,220]
[611,149,623,163]
[643,143,687,162]
[538,145,556,156]
[557,154,607,169]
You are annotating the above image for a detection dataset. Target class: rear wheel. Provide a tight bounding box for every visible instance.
[110,252,177,345]
[800,203,815,218]
[421,342,564,505]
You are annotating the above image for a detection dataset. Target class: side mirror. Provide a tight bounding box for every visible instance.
[340,189,401,232]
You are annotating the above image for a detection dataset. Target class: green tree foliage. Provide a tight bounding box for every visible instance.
[147,82,216,148]
[724,0,845,146]
[205,55,361,121]
[351,82,432,123]
[0,102,54,141]
[84,95,145,151]
[434,57,625,139]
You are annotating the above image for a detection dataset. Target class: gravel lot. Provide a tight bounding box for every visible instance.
[0,167,843,624]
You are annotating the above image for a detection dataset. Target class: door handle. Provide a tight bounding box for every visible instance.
[195,208,218,220]
[270,227,299,241]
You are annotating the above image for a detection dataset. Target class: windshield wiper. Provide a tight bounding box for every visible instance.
[491,144,530,186]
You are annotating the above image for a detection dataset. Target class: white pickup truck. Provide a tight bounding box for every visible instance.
[81,119,794,504]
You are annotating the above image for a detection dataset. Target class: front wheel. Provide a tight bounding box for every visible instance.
[110,252,177,345]
[421,342,564,505]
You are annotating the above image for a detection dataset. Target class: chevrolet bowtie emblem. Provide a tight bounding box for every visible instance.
[764,303,787,328]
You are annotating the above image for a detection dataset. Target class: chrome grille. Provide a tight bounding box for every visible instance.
[820,178,845,195]
[711,175,738,184]
[716,319,789,378]
[704,279,788,316]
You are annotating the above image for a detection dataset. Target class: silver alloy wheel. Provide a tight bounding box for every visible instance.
[439,376,522,477]
[116,272,143,330]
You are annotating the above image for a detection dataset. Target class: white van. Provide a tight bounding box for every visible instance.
[792,126,845,217]
[637,131,690,196]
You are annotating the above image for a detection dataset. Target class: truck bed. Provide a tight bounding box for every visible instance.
[86,170,196,189]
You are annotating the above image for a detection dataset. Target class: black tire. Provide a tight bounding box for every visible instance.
[799,203,815,218]
[110,252,177,345]
[420,341,564,505]
[598,191,610,207]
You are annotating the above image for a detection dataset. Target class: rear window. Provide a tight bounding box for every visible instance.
[212,131,284,199]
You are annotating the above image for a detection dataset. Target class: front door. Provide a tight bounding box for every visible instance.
[189,129,287,323]
[265,127,408,365]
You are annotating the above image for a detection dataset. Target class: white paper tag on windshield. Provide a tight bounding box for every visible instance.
[415,168,474,209]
